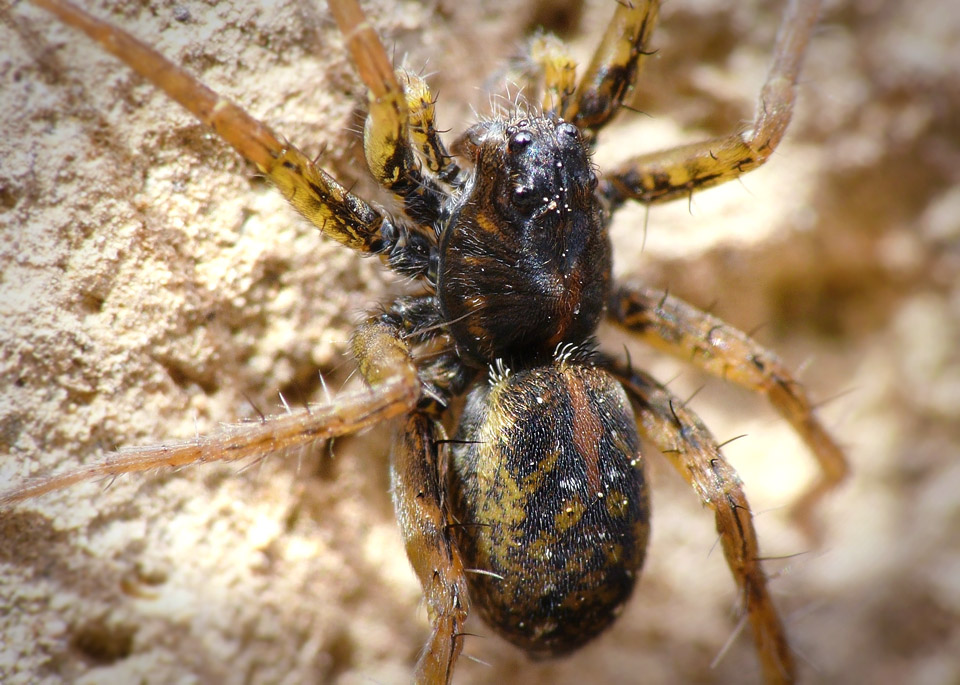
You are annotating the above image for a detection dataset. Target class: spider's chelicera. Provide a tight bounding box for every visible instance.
[5,0,848,683]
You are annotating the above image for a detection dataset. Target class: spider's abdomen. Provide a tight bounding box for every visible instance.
[449,362,649,656]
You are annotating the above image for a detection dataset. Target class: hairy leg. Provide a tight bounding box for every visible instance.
[607,358,795,685]
[601,0,821,208]
[31,0,440,277]
[391,412,470,685]
[354,312,470,684]
[608,283,848,540]
[0,318,427,507]
[564,0,660,140]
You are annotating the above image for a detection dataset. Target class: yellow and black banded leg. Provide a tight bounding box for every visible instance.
[608,284,848,540]
[331,0,450,228]
[607,359,795,685]
[601,0,821,207]
[31,0,404,255]
[352,317,469,685]
[563,0,659,139]
[530,33,578,117]
[399,70,463,185]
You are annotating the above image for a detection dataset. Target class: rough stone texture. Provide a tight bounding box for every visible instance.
[1,0,957,683]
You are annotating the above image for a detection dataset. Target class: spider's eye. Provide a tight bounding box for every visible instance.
[557,122,580,140]
[508,130,533,154]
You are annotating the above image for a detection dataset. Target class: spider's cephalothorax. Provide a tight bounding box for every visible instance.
[439,115,610,366]
[5,1,850,683]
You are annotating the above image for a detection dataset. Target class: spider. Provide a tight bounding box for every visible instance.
[0,0,849,683]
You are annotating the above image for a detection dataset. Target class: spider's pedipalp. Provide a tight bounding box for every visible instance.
[530,33,578,117]
[331,0,453,229]
[399,70,463,185]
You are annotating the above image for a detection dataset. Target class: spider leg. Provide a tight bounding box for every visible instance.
[608,284,848,540]
[563,0,659,139]
[600,0,821,208]
[330,0,451,228]
[0,307,443,508]
[353,307,470,684]
[30,0,439,281]
[392,412,470,685]
[398,70,463,185]
[0,376,419,507]
[31,0,391,254]
[605,358,795,685]
[527,33,578,116]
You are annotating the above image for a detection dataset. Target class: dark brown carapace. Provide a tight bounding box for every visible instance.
[3,0,848,683]
[439,116,610,366]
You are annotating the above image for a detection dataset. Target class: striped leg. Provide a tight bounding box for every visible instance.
[600,0,822,208]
